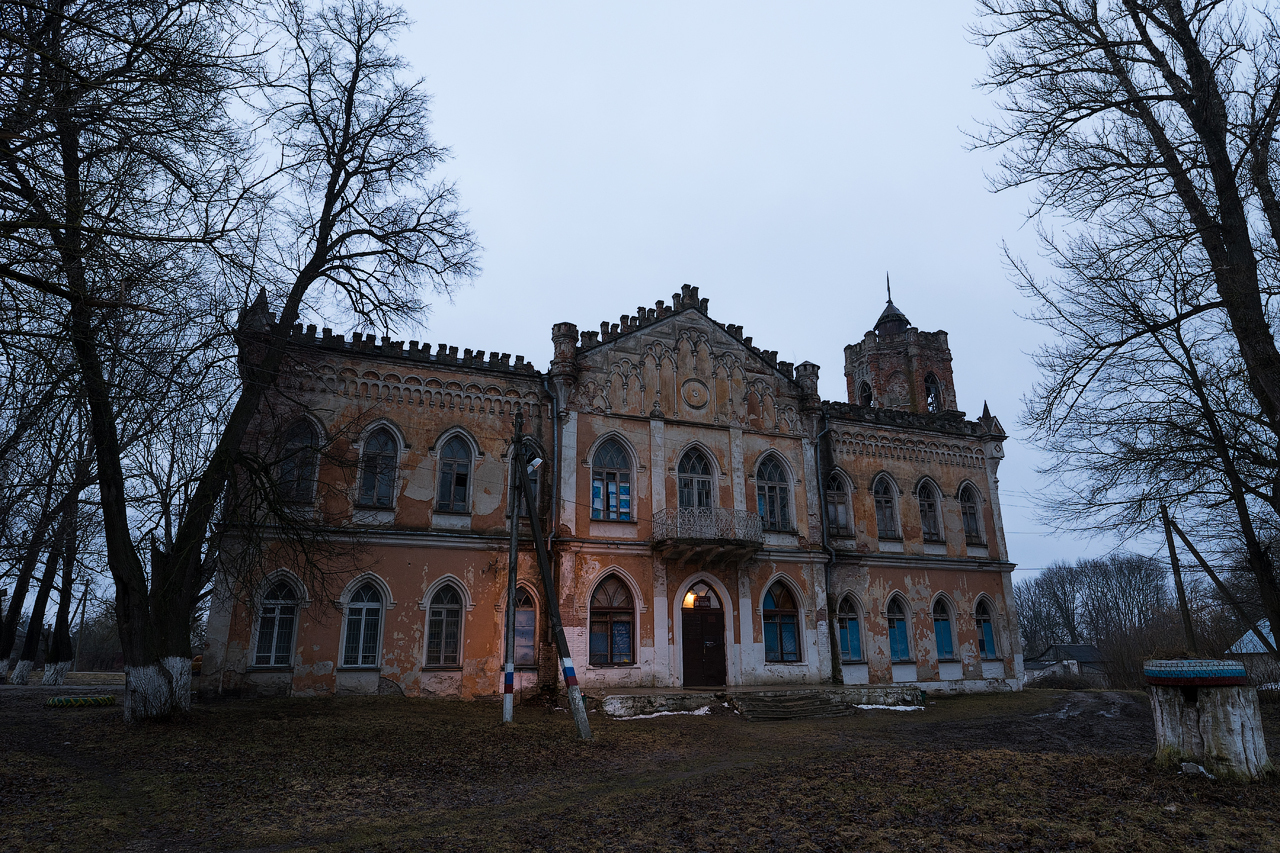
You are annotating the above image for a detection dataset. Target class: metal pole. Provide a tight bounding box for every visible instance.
[513,418,591,739]
[1160,503,1198,654]
[502,414,522,723]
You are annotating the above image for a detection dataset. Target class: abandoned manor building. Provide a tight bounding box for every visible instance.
[202,285,1023,700]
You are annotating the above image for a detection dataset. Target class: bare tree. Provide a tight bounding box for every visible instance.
[0,0,477,719]
[975,0,1280,646]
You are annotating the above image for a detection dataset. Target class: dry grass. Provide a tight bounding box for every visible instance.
[2,687,1277,852]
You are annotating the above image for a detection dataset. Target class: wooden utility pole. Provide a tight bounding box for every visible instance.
[1160,503,1198,654]
[512,412,591,739]
[502,415,522,723]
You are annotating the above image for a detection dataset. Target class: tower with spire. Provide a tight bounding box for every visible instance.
[843,278,958,414]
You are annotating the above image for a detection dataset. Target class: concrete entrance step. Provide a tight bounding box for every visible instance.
[599,685,924,719]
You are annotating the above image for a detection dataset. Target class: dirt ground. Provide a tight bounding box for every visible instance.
[2,686,1277,852]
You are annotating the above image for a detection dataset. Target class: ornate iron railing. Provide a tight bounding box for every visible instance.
[651,508,763,543]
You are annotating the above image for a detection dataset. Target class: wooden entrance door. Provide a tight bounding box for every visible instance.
[682,604,726,688]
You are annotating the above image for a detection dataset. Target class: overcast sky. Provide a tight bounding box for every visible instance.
[394,2,1126,574]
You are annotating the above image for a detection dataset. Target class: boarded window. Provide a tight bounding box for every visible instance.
[426,584,463,666]
[342,582,382,667]
[254,581,299,667]
[591,440,632,521]
[589,575,634,665]
[763,581,800,662]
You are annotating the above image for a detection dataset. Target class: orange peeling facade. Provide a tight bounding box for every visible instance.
[202,286,1023,700]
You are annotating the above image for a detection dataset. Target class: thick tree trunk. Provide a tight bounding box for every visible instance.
[0,497,60,679]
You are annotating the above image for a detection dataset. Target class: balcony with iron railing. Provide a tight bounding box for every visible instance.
[651,507,763,566]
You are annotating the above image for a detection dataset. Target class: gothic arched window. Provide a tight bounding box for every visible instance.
[837,595,862,662]
[254,580,299,667]
[859,381,873,407]
[436,436,472,513]
[425,584,463,666]
[933,599,955,660]
[677,448,713,509]
[960,484,985,545]
[342,582,383,667]
[359,427,398,508]
[918,480,942,542]
[887,596,911,662]
[763,581,800,662]
[589,575,634,665]
[591,439,632,521]
[826,473,852,536]
[924,373,942,413]
[976,599,999,660]
[278,420,319,503]
[874,476,900,540]
[514,587,537,667]
[756,456,791,532]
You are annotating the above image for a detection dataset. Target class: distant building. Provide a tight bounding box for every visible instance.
[202,286,1023,699]
[1228,621,1279,685]
[1024,644,1108,686]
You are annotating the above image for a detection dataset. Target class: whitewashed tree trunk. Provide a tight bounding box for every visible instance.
[11,658,33,685]
[1150,685,1274,780]
[41,660,70,686]
[123,658,191,722]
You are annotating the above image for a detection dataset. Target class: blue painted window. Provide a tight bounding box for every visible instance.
[763,582,800,662]
[591,440,632,520]
[933,600,954,660]
[887,598,910,662]
[976,600,999,659]
[837,596,861,662]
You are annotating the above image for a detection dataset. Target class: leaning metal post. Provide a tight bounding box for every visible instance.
[513,422,591,739]
[502,414,521,723]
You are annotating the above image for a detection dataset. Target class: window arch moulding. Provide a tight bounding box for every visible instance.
[420,573,476,613]
[334,572,396,611]
[577,566,647,615]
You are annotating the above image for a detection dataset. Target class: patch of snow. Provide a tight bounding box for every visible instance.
[622,706,713,720]
[855,704,924,711]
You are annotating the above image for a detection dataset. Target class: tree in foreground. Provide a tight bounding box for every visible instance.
[975,0,1280,650]
[0,0,477,718]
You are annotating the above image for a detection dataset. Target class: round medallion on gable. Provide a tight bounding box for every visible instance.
[681,378,710,409]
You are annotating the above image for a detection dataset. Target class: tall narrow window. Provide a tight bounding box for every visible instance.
[918,481,942,542]
[254,581,298,667]
[763,581,800,662]
[826,473,852,536]
[342,582,383,667]
[436,436,472,513]
[425,584,463,666]
[976,600,999,660]
[514,588,537,667]
[887,597,911,662]
[589,575,634,665]
[756,456,791,532]
[859,381,873,407]
[874,477,900,539]
[278,421,319,503]
[837,595,861,662]
[924,373,942,413]
[591,440,632,521]
[359,428,398,507]
[677,448,713,509]
[960,484,984,545]
[934,599,955,660]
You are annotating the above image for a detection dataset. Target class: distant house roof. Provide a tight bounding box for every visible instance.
[1026,644,1107,669]
[1229,620,1274,655]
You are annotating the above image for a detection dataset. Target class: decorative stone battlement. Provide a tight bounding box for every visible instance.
[263,315,541,375]
[570,283,790,378]
[823,400,1001,439]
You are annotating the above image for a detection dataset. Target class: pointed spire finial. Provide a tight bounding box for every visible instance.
[982,400,991,419]
[886,272,891,303]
